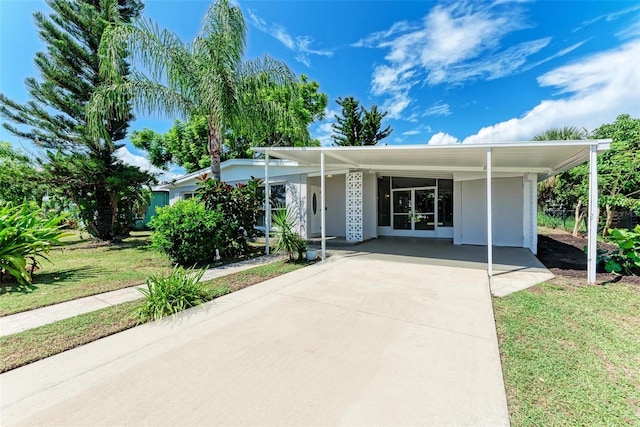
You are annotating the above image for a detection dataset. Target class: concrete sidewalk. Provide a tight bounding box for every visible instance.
[0,254,280,337]
[1,245,510,426]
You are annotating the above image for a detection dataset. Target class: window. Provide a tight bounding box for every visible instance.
[257,184,286,227]
[377,176,391,226]
[437,179,453,227]
[182,192,195,200]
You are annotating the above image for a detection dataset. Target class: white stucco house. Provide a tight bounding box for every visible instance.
[156,141,611,283]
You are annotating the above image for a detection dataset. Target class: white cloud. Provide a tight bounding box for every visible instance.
[402,130,421,136]
[525,40,588,70]
[247,9,333,67]
[115,147,182,183]
[573,4,640,33]
[428,132,459,145]
[311,121,334,146]
[364,1,545,119]
[461,40,640,143]
[423,101,452,117]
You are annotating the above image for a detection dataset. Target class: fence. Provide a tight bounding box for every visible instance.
[539,209,640,233]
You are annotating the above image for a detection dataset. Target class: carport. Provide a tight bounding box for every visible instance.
[256,140,611,283]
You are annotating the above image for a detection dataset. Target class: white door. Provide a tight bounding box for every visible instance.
[310,185,321,234]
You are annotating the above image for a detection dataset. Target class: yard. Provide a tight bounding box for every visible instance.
[0,231,173,316]
[494,228,640,426]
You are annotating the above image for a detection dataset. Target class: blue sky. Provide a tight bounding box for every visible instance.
[1,0,639,177]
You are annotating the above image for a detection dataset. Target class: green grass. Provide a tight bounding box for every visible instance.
[0,260,305,372]
[494,282,640,426]
[537,212,587,234]
[0,231,173,316]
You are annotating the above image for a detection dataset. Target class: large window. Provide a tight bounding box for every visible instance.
[377,177,454,229]
[257,184,286,227]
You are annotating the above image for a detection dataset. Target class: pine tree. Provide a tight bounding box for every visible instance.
[331,97,392,146]
[0,0,151,240]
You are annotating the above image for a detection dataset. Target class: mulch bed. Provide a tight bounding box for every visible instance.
[537,229,640,286]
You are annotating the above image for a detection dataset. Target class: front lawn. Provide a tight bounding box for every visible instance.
[494,281,640,426]
[0,232,173,316]
[0,260,305,372]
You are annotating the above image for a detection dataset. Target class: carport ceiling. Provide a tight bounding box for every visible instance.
[254,140,611,177]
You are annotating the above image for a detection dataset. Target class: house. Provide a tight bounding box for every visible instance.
[157,140,611,283]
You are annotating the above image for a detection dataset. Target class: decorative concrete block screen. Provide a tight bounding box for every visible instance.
[346,171,363,242]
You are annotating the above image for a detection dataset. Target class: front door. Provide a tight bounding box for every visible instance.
[392,187,436,232]
[310,185,322,234]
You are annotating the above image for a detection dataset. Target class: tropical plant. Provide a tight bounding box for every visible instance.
[0,0,152,241]
[129,75,327,173]
[332,97,392,146]
[271,206,306,261]
[149,199,230,265]
[0,203,68,286]
[90,0,300,181]
[137,266,226,322]
[599,226,640,275]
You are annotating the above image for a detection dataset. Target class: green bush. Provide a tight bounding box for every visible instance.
[602,226,640,275]
[0,203,67,285]
[196,177,263,255]
[149,199,231,265]
[137,266,225,322]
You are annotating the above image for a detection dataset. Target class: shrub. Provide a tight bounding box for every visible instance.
[196,177,263,255]
[137,266,222,322]
[601,226,640,275]
[149,199,231,265]
[272,206,307,261]
[0,203,67,285]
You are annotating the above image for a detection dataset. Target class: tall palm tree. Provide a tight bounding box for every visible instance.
[89,0,298,180]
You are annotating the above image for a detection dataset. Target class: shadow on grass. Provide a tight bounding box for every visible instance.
[0,267,102,295]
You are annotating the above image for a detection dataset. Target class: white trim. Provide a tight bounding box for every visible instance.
[487,148,493,277]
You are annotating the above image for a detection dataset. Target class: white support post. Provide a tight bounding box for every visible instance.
[264,151,270,255]
[587,145,598,283]
[487,148,493,277]
[320,151,326,261]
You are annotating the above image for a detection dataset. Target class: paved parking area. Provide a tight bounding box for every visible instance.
[1,239,515,426]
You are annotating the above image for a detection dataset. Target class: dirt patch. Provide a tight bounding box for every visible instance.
[537,229,640,286]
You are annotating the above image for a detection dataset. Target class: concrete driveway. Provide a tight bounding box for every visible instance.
[2,239,513,426]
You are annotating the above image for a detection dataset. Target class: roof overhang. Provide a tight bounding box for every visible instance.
[254,140,611,179]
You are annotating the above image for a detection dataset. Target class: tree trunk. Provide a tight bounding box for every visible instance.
[93,184,116,241]
[572,199,584,237]
[208,118,222,182]
[602,204,613,238]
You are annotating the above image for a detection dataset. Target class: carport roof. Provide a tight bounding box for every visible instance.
[254,140,611,178]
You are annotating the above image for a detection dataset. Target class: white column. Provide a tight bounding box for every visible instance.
[264,151,270,255]
[487,148,493,277]
[320,151,326,261]
[587,145,598,283]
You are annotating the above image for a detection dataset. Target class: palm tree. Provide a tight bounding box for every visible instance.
[533,126,588,141]
[89,0,298,180]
